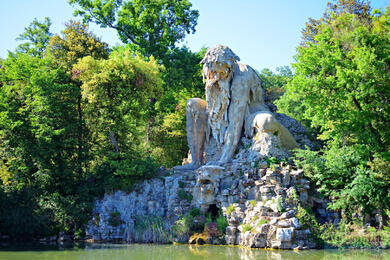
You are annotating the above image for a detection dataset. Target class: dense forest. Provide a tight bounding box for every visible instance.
[0,0,389,242]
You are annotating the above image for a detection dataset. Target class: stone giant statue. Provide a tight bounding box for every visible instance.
[176,45,298,170]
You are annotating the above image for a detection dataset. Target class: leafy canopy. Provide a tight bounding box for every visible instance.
[68,0,199,59]
[15,17,53,57]
[277,9,390,152]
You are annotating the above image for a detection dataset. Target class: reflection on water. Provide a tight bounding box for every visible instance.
[0,243,389,260]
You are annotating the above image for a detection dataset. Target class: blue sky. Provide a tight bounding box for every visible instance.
[1,0,389,71]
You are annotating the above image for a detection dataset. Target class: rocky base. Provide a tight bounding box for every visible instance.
[86,156,338,249]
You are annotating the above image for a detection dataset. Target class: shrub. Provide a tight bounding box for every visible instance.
[172,215,191,241]
[294,146,390,217]
[216,214,228,234]
[189,207,201,218]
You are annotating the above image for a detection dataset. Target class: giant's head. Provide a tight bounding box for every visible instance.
[201,45,239,84]
[200,45,240,144]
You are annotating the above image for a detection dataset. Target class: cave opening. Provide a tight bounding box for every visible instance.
[207,204,219,220]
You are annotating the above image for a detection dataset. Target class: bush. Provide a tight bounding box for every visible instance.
[189,207,201,218]
[294,146,390,217]
[216,214,228,234]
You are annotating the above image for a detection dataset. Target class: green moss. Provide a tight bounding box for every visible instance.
[257,218,268,225]
[178,180,185,189]
[178,189,193,202]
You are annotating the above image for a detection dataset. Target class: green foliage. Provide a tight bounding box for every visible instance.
[0,19,163,240]
[107,210,123,226]
[301,0,372,46]
[148,47,205,167]
[75,48,163,151]
[0,186,54,239]
[134,215,172,243]
[94,151,157,192]
[257,66,292,103]
[240,224,252,233]
[278,1,390,218]
[225,205,235,215]
[16,17,52,57]
[172,215,191,239]
[295,147,390,216]
[249,200,257,207]
[296,205,390,248]
[47,20,109,70]
[177,189,193,202]
[216,214,228,234]
[277,9,390,151]
[257,219,268,226]
[276,197,284,212]
[188,207,201,218]
[69,0,199,60]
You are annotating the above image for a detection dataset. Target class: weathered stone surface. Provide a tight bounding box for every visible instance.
[178,45,298,168]
[276,228,295,242]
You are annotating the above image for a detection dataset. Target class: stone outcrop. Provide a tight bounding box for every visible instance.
[86,156,338,249]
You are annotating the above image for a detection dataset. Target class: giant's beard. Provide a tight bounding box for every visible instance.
[205,70,233,147]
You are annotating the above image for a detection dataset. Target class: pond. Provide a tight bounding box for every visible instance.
[0,243,389,260]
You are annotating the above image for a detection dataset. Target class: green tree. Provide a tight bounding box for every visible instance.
[278,2,390,216]
[148,46,206,167]
[47,20,109,70]
[47,20,110,176]
[68,0,199,60]
[0,53,84,236]
[74,48,163,190]
[15,17,52,57]
[301,0,371,46]
[257,66,292,104]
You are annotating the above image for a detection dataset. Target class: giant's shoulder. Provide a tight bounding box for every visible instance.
[235,62,256,74]
[233,63,258,80]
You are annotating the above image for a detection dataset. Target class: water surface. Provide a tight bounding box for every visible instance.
[0,243,389,260]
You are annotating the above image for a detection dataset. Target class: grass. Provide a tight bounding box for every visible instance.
[257,218,268,226]
[134,216,172,243]
[277,196,284,212]
[226,205,235,215]
[249,200,257,207]
[241,224,252,233]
